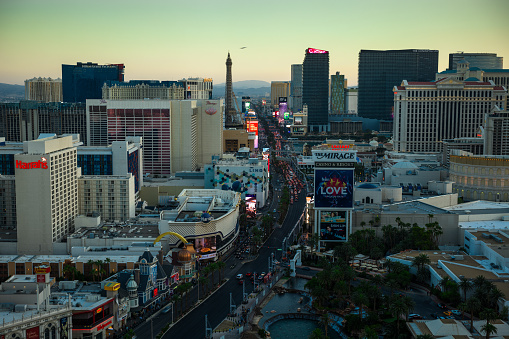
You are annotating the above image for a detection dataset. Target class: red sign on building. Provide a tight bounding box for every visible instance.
[37,274,46,283]
[26,326,40,339]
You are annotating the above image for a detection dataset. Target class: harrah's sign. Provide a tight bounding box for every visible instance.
[16,157,48,169]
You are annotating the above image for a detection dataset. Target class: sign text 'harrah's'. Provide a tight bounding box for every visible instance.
[16,159,48,169]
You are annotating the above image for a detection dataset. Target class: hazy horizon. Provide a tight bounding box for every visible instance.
[1,0,508,87]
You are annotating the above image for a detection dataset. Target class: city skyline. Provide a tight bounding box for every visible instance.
[1,0,508,87]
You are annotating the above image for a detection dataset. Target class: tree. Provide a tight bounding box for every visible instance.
[389,296,407,336]
[124,329,135,339]
[459,277,473,301]
[320,313,331,338]
[412,254,431,271]
[216,261,226,282]
[481,323,498,339]
[353,291,369,320]
[308,328,326,339]
[466,297,482,331]
[458,302,468,320]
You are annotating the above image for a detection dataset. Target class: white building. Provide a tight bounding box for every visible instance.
[24,77,63,102]
[179,78,213,100]
[16,135,78,255]
[204,155,269,208]
[393,78,507,152]
[78,174,136,222]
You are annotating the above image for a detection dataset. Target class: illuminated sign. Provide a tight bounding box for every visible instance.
[313,151,356,161]
[307,48,328,54]
[320,211,347,241]
[16,157,48,170]
[314,169,354,208]
[153,288,158,297]
[330,145,349,149]
[96,319,112,331]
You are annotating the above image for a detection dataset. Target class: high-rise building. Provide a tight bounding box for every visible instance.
[0,101,86,142]
[87,99,223,174]
[24,77,62,102]
[102,80,184,100]
[448,52,503,70]
[179,78,213,100]
[483,108,509,156]
[358,49,438,120]
[15,135,78,254]
[62,62,124,103]
[393,78,507,153]
[291,64,303,112]
[302,48,329,132]
[345,88,358,115]
[270,82,291,110]
[330,72,347,115]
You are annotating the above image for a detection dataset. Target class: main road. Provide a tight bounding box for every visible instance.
[158,173,307,338]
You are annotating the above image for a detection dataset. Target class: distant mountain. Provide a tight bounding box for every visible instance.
[0,83,24,102]
[215,80,270,89]
[212,80,271,98]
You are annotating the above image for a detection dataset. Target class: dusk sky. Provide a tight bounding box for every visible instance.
[1,0,508,86]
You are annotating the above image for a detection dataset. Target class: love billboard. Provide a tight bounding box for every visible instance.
[314,169,354,208]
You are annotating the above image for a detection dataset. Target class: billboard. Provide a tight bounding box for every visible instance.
[279,97,287,119]
[247,120,258,135]
[60,317,69,339]
[320,211,347,241]
[245,194,257,218]
[284,112,290,120]
[294,116,303,125]
[26,327,39,339]
[314,169,354,208]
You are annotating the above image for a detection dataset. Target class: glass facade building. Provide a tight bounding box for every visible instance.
[291,64,303,112]
[62,62,124,103]
[358,49,438,120]
[448,53,503,70]
[302,48,329,132]
[330,71,346,115]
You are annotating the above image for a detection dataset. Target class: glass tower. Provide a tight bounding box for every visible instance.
[358,49,438,120]
[302,48,329,132]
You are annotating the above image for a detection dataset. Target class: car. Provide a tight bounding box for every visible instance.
[443,311,452,316]
[238,279,244,285]
[409,314,422,320]
[245,272,253,277]
[451,310,462,316]
[258,275,264,281]
[162,305,172,314]
[236,274,243,279]
[437,303,447,309]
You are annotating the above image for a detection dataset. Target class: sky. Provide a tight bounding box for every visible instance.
[1,0,508,87]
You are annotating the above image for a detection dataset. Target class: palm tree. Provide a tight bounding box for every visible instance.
[360,221,366,229]
[216,261,226,282]
[459,277,472,301]
[172,294,182,317]
[320,313,331,338]
[439,276,452,293]
[488,287,505,310]
[123,329,135,339]
[199,276,209,297]
[458,302,468,320]
[466,297,482,331]
[308,328,325,339]
[481,322,498,339]
[412,254,431,271]
[353,291,369,320]
[389,296,407,336]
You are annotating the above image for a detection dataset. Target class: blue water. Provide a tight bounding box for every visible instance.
[268,319,341,339]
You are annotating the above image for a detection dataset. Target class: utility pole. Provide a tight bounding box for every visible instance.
[150,318,153,339]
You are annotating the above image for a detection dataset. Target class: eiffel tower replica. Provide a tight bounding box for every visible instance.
[225,52,243,128]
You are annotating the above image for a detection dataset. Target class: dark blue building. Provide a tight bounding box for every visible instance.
[302,48,329,133]
[357,49,438,120]
[62,62,124,102]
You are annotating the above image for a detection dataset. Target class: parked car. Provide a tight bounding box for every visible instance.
[238,279,244,285]
[245,272,253,277]
[437,303,447,309]
[451,310,462,316]
[236,274,243,279]
[409,314,422,320]
[443,311,452,316]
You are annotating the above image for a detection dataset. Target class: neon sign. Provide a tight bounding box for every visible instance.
[307,48,328,54]
[16,157,48,169]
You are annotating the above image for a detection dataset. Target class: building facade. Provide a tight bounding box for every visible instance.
[358,49,438,120]
[16,135,78,254]
[393,78,507,152]
[270,81,291,110]
[62,62,124,103]
[483,109,509,156]
[450,151,509,202]
[25,77,62,102]
[330,71,347,115]
[78,174,136,222]
[449,52,503,70]
[179,78,213,100]
[302,48,329,132]
[102,80,184,100]
[0,101,86,142]
[291,64,303,112]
